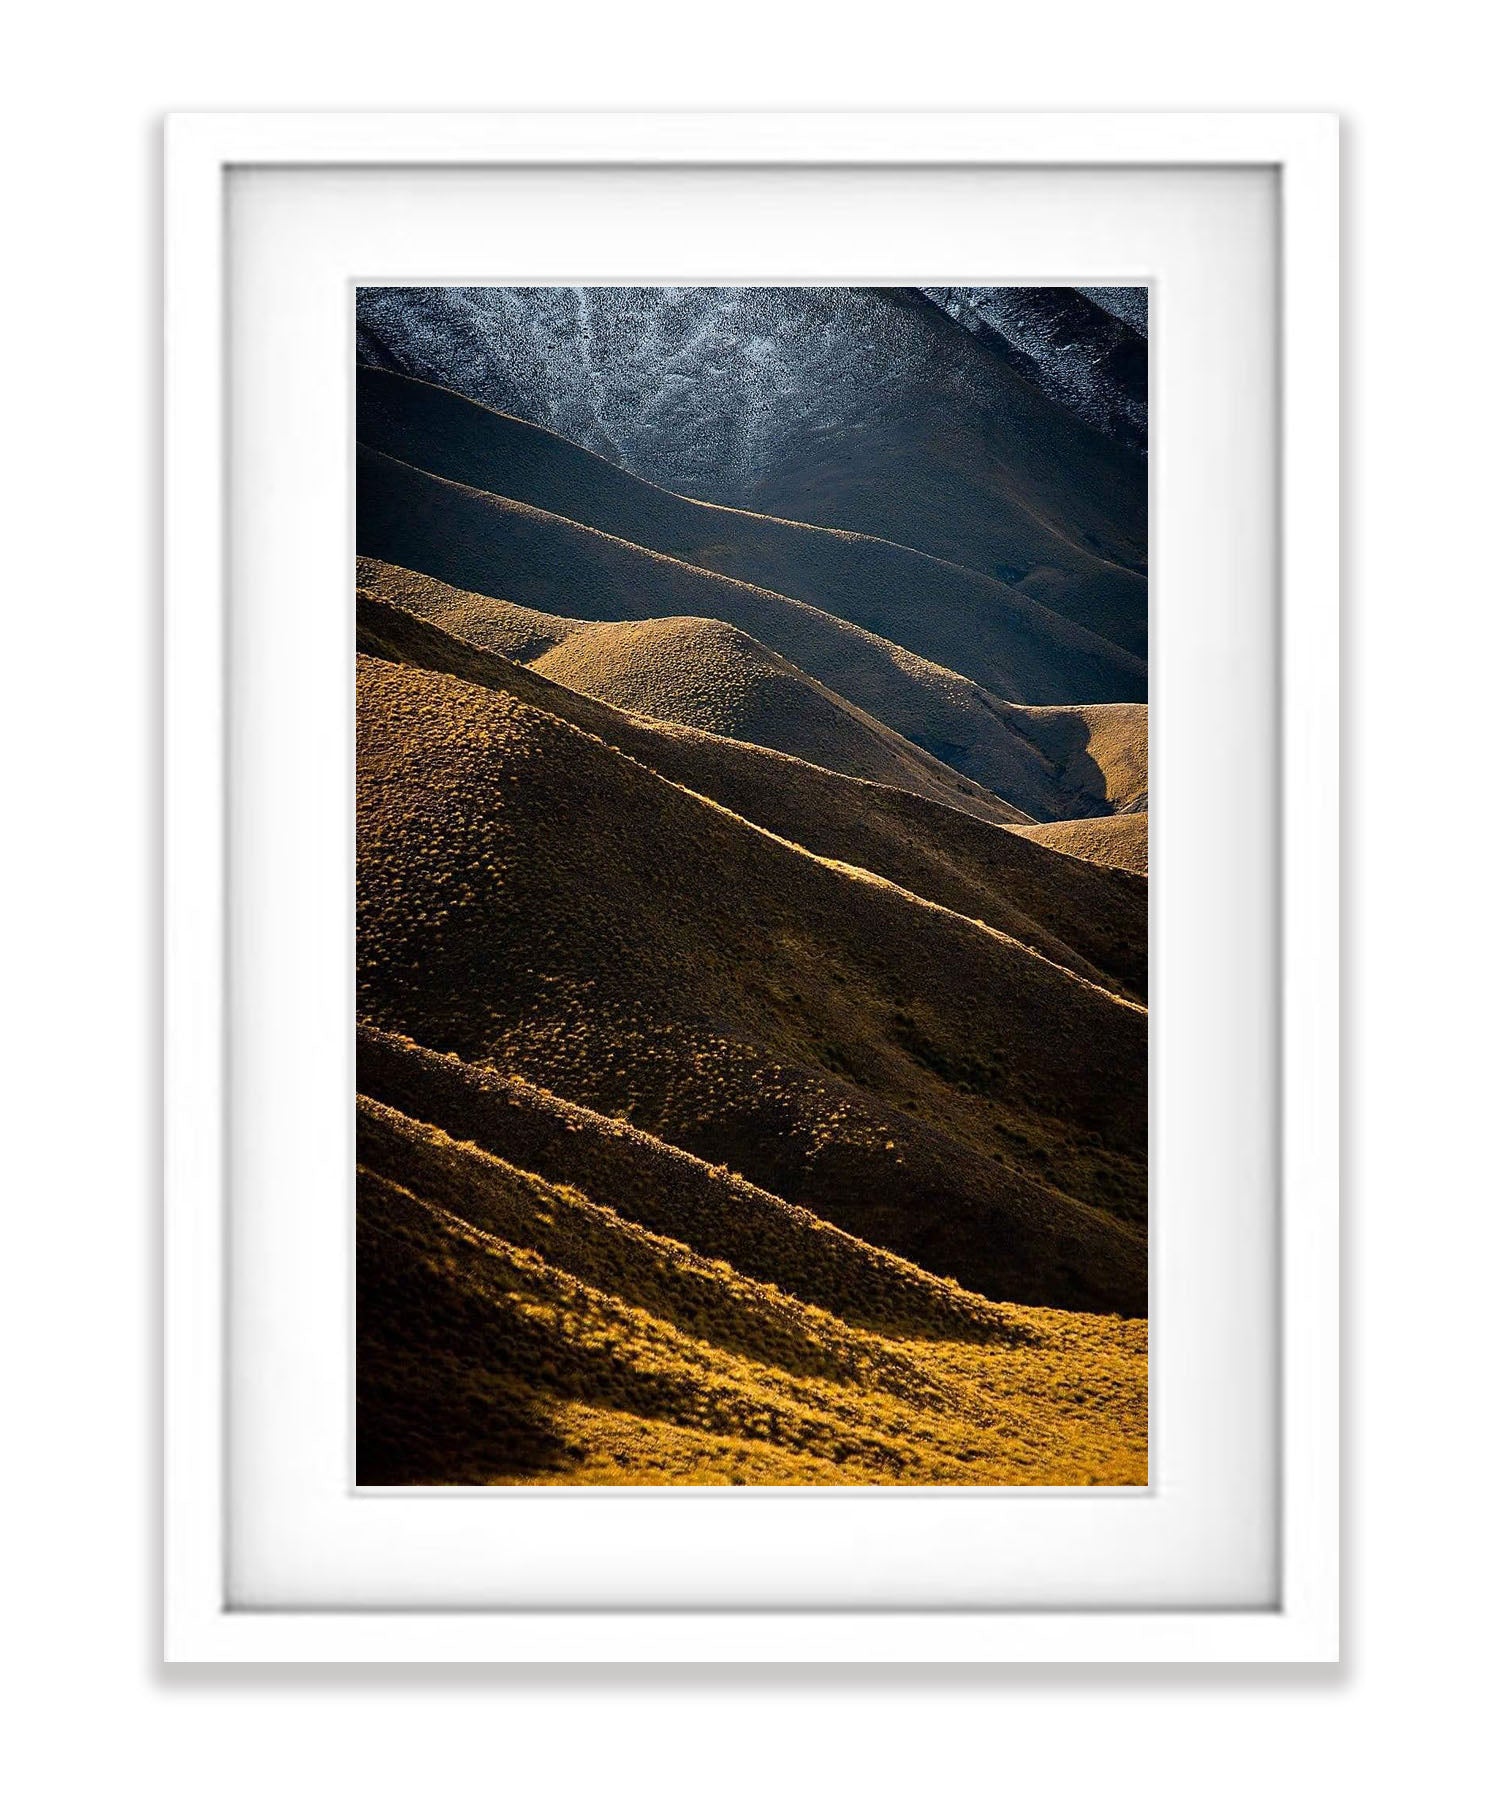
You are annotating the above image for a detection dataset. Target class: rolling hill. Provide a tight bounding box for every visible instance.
[357,651,1147,1313]
[353,470,1137,823]
[531,614,986,798]
[357,592,1146,1001]
[353,433,1143,713]
[356,566,1029,825]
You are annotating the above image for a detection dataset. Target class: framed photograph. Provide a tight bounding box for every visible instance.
[164,111,1338,1661]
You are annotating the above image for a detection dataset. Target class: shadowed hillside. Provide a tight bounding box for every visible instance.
[357,653,1146,1312]
[357,591,1146,999]
[358,365,1150,664]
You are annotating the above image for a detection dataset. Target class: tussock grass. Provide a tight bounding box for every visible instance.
[357,1103,1146,1488]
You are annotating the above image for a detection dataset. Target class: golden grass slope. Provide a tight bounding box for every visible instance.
[357,652,1146,1313]
[357,591,1146,1001]
[357,1097,1147,1487]
[1015,813,1149,877]
[357,363,1149,666]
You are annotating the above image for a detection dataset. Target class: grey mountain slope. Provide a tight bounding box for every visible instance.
[357,365,1149,682]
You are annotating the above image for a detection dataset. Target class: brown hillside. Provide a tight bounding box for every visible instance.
[355,567,1022,824]
[357,653,1146,1313]
[1015,813,1149,877]
[355,539,1129,825]
[357,364,1149,665]
[357,1103,1147,1486]
[534,615,1029,818]
[357,591,1146,1000]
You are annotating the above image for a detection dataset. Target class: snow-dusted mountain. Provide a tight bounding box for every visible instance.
[919,287,1146,450]
[357,287,1145,501]
[355,287,1147,636]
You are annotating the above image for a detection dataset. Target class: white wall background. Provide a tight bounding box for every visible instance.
[2,5,1493,1793]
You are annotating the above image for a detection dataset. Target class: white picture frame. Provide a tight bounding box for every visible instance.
[164,111,1338,1663]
